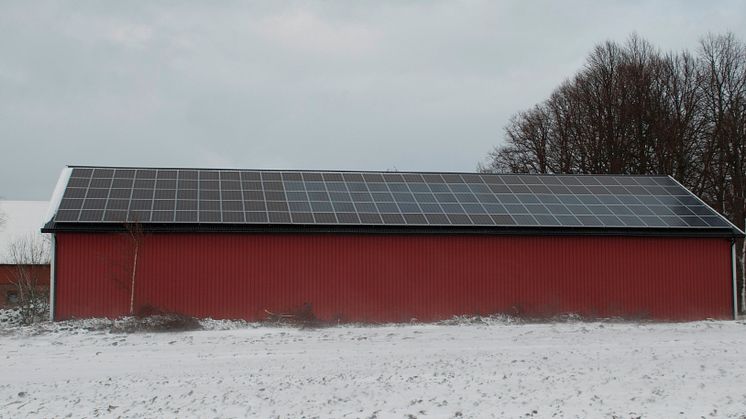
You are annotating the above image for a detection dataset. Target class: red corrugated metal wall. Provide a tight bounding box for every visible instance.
[54,233,733,321]
[0,264,50,309]
[0,264,50,286]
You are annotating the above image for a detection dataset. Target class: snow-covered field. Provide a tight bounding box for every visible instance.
[1,315,746,418]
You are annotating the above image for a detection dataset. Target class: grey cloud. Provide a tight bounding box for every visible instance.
[2,0,745,199]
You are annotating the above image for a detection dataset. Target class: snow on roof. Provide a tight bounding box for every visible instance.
[46,167,72,225]
[0,200,50,264]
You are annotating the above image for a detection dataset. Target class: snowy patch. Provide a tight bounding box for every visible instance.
[1,312,745,417]
[0,307,22,328]
[198,317,259,331]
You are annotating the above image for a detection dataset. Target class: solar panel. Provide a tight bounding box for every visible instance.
[51,167,740,234]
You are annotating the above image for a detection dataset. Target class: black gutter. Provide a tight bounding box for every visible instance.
[42,221,743,239]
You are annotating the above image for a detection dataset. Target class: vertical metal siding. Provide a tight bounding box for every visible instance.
[0,264,50,310]
[54,233,733,321]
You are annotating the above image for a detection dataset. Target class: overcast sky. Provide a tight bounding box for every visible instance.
[2,1,746,200]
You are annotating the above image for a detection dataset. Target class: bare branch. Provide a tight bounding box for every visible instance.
[124,220,144,316]
[483,32,746,313]
[6,234,51,324]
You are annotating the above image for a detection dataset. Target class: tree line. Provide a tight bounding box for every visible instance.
[481,33,746,313]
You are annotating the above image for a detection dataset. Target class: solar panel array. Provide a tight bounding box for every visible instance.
[52,167,735,231]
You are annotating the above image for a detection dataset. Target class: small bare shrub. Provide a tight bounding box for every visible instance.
[264,303,324,328]
[6,235,50,325]
[111,313,202,333]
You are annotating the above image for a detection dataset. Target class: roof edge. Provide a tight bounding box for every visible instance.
[45,167,73,226]
[65,164,674,179]
[666,175,745,237]
[41,221,744,239]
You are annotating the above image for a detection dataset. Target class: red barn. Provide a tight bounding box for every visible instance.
[42,166,743,321]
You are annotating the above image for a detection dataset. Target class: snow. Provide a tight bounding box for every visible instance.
[1,317,745,418]
[0,200,50,264]
[44,167,71,225]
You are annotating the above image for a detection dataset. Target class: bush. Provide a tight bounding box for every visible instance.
[110,313,202,333]
[264,303,325,328]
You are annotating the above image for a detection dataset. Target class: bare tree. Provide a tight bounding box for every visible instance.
[7,235,51,324]
[125,221,144,315]
[698,33,746,310]
[483,32,746,313]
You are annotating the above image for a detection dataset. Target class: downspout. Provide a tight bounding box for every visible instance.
[45,167,71,322]
[732,239,738,320]
[49,234,56,322]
